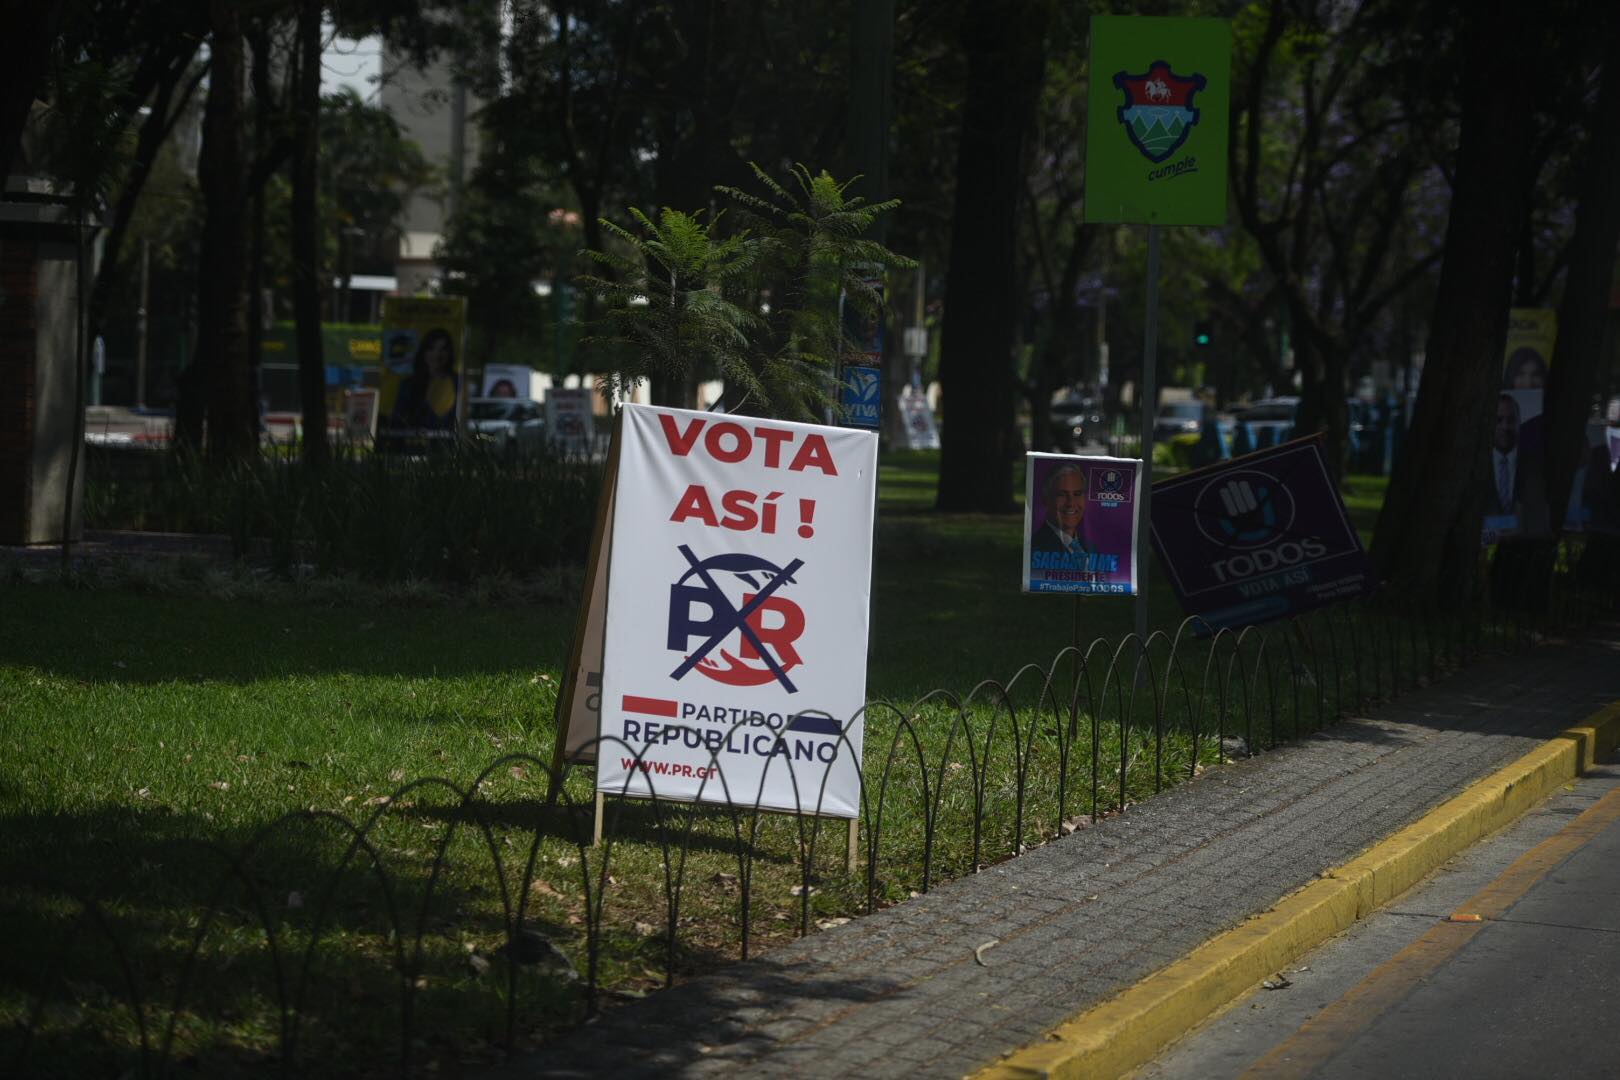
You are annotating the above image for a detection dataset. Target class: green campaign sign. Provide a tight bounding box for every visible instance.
[1085,16,1230,226]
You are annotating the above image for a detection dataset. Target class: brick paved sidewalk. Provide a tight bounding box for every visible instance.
[496,629,1620,1080]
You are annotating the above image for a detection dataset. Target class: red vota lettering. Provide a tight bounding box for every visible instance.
[705,422,750,463]
[656,412,838,476]
[658,413,705,455]
[755,426,793,467]
[787,434,837,475]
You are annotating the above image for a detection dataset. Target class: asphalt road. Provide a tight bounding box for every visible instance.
[1137,753,1620,1080]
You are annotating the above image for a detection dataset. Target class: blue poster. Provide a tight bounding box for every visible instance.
[839,364,882,430]
[1149,437,1374,630]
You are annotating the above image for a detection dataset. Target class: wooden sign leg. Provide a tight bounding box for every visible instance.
[593,791,605,847]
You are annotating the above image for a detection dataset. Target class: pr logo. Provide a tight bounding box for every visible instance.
[1112,60,1207,163]
[1193,471,1295,550]
[666,545,806,692]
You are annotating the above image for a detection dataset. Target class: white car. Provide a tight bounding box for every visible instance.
[467,397,547,454]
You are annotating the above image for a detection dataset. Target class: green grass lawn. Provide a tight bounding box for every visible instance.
[0,457,1425,1075]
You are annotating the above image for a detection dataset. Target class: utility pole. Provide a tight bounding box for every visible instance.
[136,239,150,408]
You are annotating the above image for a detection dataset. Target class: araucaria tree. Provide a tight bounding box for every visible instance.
[581,164,910,421]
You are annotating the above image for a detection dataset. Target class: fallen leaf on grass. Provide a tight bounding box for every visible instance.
[363,795,392,808]
[816,917,851,930]
[530,880,564,899]
[710,872,739,891]
[134,787,151,799]
[389,769,406,782]
[634,921,657,936]
[208,781,230,791]
[790,884,818,897]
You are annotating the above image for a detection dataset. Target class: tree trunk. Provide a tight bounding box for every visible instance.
[936,0,1051,512]
[1521,17,1620,605]
[0,2,60,176]
[291,0,328,465]
[196,0,255,462]
[89,54,201,352]
[1368,2,1537,608]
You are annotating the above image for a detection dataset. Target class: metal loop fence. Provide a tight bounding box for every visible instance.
[10,575,1614,1078]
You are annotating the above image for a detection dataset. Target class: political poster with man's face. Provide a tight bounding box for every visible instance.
[1022,454,1141,595]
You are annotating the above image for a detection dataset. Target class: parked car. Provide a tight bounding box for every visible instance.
[467,397,547,455]
[1231,396,1299,423]
[1049,395,1110,449]
[1153,399,1207,441]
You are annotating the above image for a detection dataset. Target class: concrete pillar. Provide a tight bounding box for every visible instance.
[0,195,92,544]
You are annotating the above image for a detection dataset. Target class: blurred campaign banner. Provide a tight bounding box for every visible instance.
[341,388,379,443]
[1022,454,1142,595]
[1150,437,1373,629]
[377,296,467,448]
[592,405,878,817]
[546,388,596,455]
[1484,389,1549,545]
[839,364,882,429]
[482,364,537,399]
[1502,309,1556,390]
[898,388,940,449]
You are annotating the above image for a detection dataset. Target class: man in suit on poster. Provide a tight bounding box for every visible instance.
[1031,462,1098,556]
[1491,392,1548,530]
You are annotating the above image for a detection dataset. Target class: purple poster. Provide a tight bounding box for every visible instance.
[1149,437,1373,629]
[1022,453,1141,595]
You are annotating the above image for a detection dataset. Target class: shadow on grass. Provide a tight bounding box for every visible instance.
[0,791,595,1079]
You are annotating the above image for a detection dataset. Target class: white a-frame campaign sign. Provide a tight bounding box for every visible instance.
[551,403,878,836]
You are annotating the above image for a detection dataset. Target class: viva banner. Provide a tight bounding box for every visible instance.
[1022,453,1142,595]
[1150,438,1373,629]
[597,404,878,817]
[1085,16,1231,227]
[378,296,467,442]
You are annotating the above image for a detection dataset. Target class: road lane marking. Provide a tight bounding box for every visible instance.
[1237,784,1620,1080]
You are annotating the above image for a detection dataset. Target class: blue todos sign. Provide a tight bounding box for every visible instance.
[1149,437,1374,630]
[839,364,882,429]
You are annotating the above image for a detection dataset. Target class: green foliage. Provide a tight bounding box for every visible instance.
[720,163,915,419]
[579,206,763,407]
[436,127,580,371]
[83,445,602,583]
[579,164,913,420]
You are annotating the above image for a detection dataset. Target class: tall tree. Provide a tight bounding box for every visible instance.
[1233,0,1445,475]
[936,0,1053,512]
[190,0,256,461]
[1535,15,1620,596]
[1368,0,1541,607]
[290,0,327,466]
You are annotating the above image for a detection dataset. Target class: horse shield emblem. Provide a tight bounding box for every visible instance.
[1113,60,1207,163]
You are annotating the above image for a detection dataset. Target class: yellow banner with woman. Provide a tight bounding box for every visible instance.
[378,296,467,448]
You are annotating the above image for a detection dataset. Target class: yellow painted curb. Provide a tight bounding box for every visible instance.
[972,701,1620,1080]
